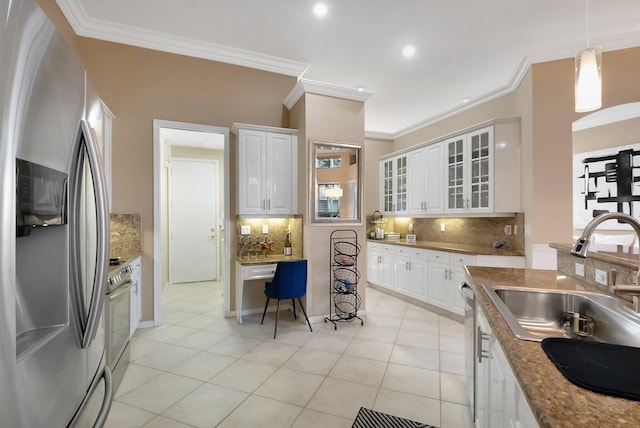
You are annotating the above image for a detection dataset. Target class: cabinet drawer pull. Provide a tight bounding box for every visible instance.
[477,326,491,363]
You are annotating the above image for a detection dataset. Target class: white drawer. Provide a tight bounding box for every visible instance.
[428,250,450,264]
[382,244,398,254]
[450,253,476,267]
[395,245,412,256]
[368,241,382,252]
[242,263,277,280]
[411,248,429,260]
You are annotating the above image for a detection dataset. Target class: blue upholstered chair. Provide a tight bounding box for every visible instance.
[260,259,313,339]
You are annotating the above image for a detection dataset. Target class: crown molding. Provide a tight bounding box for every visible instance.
[284,78,375,110]
[388,56,531,140]
[55,0,308,77]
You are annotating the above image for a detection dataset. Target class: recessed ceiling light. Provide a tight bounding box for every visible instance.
[313,2,328,17]
[402,45,416,58]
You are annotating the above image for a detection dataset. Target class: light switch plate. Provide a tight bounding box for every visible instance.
[241,225,250,235]
[575,262,585,277]
[595,269,607,285]
[262,224,268,234]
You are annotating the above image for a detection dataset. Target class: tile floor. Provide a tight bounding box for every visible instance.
[105,282,473,428]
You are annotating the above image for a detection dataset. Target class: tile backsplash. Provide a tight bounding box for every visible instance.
[235,217,303,258]
[366,213,525,253]
[110,213,141,254]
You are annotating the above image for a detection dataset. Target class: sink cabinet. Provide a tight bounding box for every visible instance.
[233,123,298,216]
[476,309,538,428]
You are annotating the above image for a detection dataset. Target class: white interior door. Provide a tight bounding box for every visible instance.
[169,158,218,283]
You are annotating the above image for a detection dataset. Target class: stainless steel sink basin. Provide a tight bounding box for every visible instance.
[483,285,640,347]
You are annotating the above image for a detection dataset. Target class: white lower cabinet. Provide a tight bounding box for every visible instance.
[130,256,142,337]
[476,309,538,428]
[393,246,429,299]
[428,251,476,315]
[366,242,395,290]
[366,242,523,317]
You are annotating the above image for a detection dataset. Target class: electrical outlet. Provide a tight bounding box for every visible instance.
[440,223,446,232]
[241,225,250,235]
[575,262,585,277]
[595,269,607,285]
[514,225,518,235]
[504,225,512,235]
[262,224,269,234]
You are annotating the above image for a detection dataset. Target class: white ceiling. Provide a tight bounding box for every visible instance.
[56,0,640,139]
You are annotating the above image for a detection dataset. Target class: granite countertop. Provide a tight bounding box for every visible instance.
[551,242,639,270]
[367,238,525,257]
[466,266,640,427]
[237,254,302,266]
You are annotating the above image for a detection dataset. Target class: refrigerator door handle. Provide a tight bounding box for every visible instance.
[81,120,110,349]
[69,120,110,349]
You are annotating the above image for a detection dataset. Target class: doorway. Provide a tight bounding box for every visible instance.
[169,158,219,283]
[153,120,230,326]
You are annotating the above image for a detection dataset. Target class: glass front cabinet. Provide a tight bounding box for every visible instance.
[445,126,493,214]
[380,154,408,215]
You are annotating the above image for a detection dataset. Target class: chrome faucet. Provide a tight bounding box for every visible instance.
[571,212,640,312]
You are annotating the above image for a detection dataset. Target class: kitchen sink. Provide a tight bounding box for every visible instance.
[483,285,640,347]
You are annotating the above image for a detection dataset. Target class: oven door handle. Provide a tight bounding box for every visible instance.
[109,281,132,300]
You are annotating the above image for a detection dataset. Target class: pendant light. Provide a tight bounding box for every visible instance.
[575,0,602,113]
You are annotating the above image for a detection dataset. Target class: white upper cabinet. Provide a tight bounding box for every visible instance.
[445,127,493,213]
[380,154,408,215]
[408,148,427,215]
[425,142,445,214]
[233,123,298,216]
[379,118,520,217]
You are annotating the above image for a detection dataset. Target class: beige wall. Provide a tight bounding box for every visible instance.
[290,93,367,317]
[39,1,297,321]
[528,47,640,259]
[363,138,394,214]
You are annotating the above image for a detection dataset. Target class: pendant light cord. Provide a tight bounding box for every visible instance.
[585,0,590,49]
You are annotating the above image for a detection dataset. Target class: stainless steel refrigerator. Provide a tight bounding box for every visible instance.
[1,0,113,426]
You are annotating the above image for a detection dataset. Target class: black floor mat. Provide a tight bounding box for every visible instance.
[352,407,436,428]
[541,338,640,401]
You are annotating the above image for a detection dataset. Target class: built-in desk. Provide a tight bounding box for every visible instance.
[235,256,301,323]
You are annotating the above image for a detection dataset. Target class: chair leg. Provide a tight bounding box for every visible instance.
[274,299,280,339]
[261,297,270,325]
[297,298,313,333]
[291,299,297,319]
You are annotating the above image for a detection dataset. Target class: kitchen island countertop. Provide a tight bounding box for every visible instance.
[466,266,640,427]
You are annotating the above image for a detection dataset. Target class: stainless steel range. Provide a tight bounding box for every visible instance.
[106,262,133,392]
